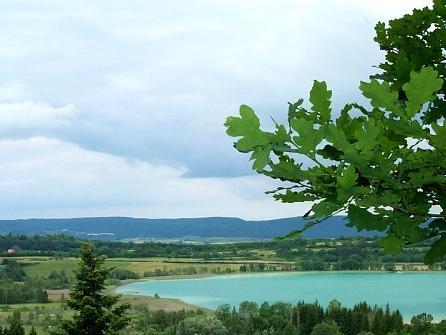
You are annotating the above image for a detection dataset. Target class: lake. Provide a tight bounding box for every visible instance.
[116,272,446,321]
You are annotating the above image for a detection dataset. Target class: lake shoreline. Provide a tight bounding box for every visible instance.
[113,269,446,287]
[115,271,446,323]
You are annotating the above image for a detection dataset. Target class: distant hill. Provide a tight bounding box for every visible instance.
[0,216,380,240]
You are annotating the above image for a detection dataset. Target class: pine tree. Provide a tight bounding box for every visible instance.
[391,310,403,333]
[382,304,392,334]
[54,242,130,335]
[371,309,384,335]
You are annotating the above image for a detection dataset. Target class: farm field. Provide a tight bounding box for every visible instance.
[10,257,249,279]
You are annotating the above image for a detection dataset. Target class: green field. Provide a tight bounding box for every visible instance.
[11,256,252,279]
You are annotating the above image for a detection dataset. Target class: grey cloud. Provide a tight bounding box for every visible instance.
[0,0,430,179]
[0,137,306,219]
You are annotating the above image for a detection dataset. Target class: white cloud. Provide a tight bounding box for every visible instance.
[346,0,431,18]
[107,74,148,92]
[0,81,27,101]
[0,137,308,219]
[0,101,74,134]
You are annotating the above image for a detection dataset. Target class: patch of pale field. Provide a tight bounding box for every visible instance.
[125,261,241,276]
[105,257,180,262]
[0,256,53,262]
[119,294,213,314]
[309,248,329,252]
[249,249,276,257]
[46,289,70,302]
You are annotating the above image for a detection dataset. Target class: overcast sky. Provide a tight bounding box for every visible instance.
[0,0,430,219]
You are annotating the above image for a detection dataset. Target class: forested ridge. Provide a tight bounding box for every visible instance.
[0,216,375,240]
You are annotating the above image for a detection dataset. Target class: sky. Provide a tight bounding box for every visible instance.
[0,0,431,220]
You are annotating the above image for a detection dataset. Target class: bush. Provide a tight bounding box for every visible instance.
[109,268,140,280]
[311,320,341,335]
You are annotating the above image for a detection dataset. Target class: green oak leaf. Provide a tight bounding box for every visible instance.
[403,67,444,118]
[326,125,365,167]
[325,124,356,158]
[391,215,426,244]
[425,234,446,264]
[225,105,272,152]
[274,124,291,146]
[282,229,301,238]
[337,166,357,201]
[347,205,387,231]
[354,119,381,160]
[273,190,317,203]
[316,144,342,161]
[356,192,400,208]
[378,234,406,254]
[266,157,306,183]
[336,104,366,142]
[407,169,446,188]
[309,80,332,123]
[359,79,403,116]
[311,200,342,217]
[430,122,446,149]
[250,145,272,171]
[225,105,259,136]
[282,219,318,239]
[288,98,304,126]
[290,119,323,154]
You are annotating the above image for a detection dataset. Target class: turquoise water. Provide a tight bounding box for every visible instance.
[116,272,446,321]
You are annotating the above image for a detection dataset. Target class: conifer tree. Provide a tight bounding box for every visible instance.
[54,242,130,335]
[391,310,403,333]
